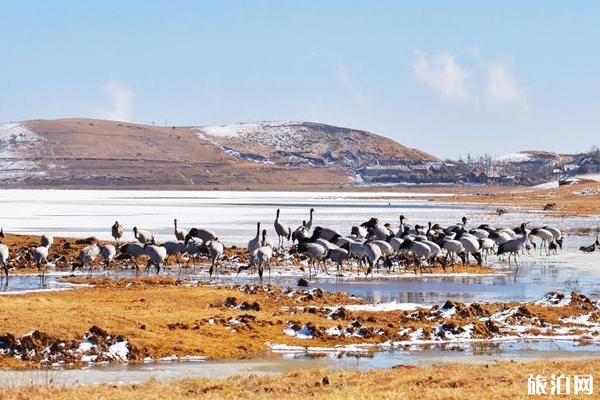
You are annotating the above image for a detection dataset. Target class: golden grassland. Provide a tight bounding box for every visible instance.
[0,277,596,371]
[1,358,599,399]
[443,180,600,217]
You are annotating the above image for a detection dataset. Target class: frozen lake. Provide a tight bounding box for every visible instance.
[2,189,600,304]
[3,189,598,247]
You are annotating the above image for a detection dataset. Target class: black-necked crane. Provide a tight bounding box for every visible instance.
[458,234,483,266]
[32,244,49,284]
[364,241,383,276]
[305,208,315,231]
[441,238,464,268]
[248,222,261,254]
[543,226,563,249]
[326,247,350,273]
[184,228,217,244]
[399,237,432,274]
[0,242,9,279]
[207,239,225,278]
[297,241,327,277]
[238,243,273,281]
[143,244,167,274]
[351,225,368,239]
[184,237,204,270]
[133,227,154,244]
[41,234,53,249]
[174,219,187,241]
[292,221,309,243]
[162,240,186,266]
[100,244,116,272]
[112,221,123,246]
[530,227,554,256]
[361,218,392,241]
[274,209,291,249]
[261,229,275,248]
[78,243,101,277]
[118,242,146,272]
[497,222,530,268]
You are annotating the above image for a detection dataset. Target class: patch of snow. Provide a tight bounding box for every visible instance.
[107,341,129,361]
[282,324,314,339]
[199,121,304,138]
[81,355,98,363]
[0,123,46,181]
[533,181,559,189]
[534,292,570,307]
[343,302,425,312]
[325,326,343,337]
[78,341,94,353]
[410,328,423,341]
[494,152,533,163]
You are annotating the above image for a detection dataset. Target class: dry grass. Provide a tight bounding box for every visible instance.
[440,180,600,217]
[0,282,368,368]
[1,358,599,399]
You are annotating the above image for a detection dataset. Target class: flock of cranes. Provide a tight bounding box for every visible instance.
[0,207,586,283]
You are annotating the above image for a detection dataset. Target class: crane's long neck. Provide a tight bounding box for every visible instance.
[256,222,261,237]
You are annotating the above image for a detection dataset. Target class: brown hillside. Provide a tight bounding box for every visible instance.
[0,118,438,189]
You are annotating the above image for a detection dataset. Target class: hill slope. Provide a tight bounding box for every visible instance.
[0,119,439,189]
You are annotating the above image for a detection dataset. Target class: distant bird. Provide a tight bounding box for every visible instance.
[133,227,155,244]
[174,219,187,241]
[100,244,117,271]
[0,228,5,238]
[143,244,167,274]
[41,234,53,249]
[78,243,101,277]
[206,239,225,278]
[248,222,262,254]
[0,242,9,278]
[580,243,595,253]
[184,228,217,244]
[274,209,291,248]
[579,235,598,253]
[112,221,123,246]
[305,208,315,231]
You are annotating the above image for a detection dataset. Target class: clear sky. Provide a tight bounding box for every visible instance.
[1,1,599,159]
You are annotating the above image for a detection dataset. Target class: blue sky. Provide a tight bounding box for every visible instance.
[1,1,599,159]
